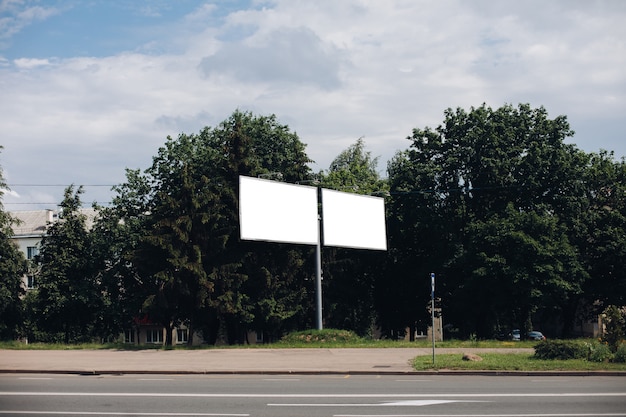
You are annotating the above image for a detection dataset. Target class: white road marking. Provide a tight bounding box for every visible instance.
[0,392,624,398]
[17,378,53,380]
[262,378,300,381]
[394,379,431,382]
[268,400,458,407]
[0,413,248,416]
[334,414,626,417]
[137,378,175,381]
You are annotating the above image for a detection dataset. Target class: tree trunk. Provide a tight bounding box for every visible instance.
[187,321,194,347]
[164,323,173,346]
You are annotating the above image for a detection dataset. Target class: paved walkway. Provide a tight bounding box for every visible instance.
[1,348,536,375]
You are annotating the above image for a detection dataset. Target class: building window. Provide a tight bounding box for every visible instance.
[146,329,163,344]
[176,329,188,344]
[27,246,39,260]
[124,330,135,344]
[27,276,36,289]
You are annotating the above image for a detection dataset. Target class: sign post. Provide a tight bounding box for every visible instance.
[431,272,435,365]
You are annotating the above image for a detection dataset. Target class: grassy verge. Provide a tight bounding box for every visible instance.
[0,341,167,350]
[413,353,626,372]
[0,328,546,350]
[2,331,626,372]
[271,329,541,349]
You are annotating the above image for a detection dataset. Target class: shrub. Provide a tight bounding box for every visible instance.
[280,329,362,344]
[534,340,586,360]
[613,343,626,363]
[585,340,613,363]
[601,305,626,353]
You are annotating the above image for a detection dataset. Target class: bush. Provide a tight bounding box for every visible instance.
[585,340,613,363]
[614,343,626,363]
[534,340,586,360]
[534,339,620,363]
[280,329,362,344]
[601,305,626,353]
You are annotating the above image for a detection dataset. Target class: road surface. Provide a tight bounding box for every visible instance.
[0,373,624,416]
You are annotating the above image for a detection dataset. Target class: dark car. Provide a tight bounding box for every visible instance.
[527,330,546,341]
[511,329,546,341]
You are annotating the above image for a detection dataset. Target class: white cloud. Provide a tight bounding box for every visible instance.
[0,0,625,209]
[199,26,343,89]
[13,57,50,68]
[0,1,60,42]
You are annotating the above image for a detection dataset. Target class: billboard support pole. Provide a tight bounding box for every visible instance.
[315,215,323,330]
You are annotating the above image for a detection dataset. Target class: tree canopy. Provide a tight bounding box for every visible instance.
[8,106,625,344]
[0,146,28,340]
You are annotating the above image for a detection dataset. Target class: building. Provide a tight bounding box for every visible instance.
[8,208,211,346]
[10,209,96,291]
[10,210,56,290]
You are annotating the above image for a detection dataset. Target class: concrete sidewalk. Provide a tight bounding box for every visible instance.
[1,348,539,375]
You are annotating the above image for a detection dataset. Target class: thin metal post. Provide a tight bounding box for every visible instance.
[315,215,323,330]
[431,272,435,365]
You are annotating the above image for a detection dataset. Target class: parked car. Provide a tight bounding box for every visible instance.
[511,329,546,341]
[527,330,546,341]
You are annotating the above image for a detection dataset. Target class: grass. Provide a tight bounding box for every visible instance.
[271,329,542,349]
[413,352,626,372]
[2,329,625,373]
[0,341,166,350]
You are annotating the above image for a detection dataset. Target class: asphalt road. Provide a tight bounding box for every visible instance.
[1,373,625,417]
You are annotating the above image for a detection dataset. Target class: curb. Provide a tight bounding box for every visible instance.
[2,369,625,377]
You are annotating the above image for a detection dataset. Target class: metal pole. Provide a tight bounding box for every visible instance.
[315,215,323,330]
[431,272,435,365]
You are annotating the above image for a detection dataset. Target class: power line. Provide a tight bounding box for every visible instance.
[7,184,116,187]
[4,201,113,206]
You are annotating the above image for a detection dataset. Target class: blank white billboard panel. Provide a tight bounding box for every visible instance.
[321,189,387,250]
[239,176,319,245]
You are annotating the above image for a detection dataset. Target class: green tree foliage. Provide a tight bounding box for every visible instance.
[16,105,625,344]
[464,204,584,337]
[318,138,388,336]
[0,147,28,340]
[388,104,589,338]
[31,186,102,343]
[113,110,314,345]
[577,152,626,310]
[321,137,388,194]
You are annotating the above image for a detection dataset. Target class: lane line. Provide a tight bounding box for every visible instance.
[333,414,626,417]
[17,378,53,381]
[268,400,459,407]
[137,379,175,381]
[262,378,301,381]
[1,392,624,398]
[0,413,248,416]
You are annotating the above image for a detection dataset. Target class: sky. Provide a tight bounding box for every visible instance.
[1,0,625,210]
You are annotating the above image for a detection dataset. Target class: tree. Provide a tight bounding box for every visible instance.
[114,110,315,345]
[383,149,453,339]
[463,204,585,337]
[576,152,626,311]
[318,138,388,335]
[31,186,101,343]
[321,137,388,194]
[0,147,28,340]
[389,104,589,338]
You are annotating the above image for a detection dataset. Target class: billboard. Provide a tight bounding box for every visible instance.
[238,175,319,245]
[321,188,387,250]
